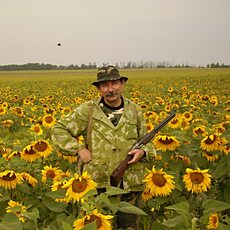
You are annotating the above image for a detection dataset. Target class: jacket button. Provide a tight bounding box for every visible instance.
[112,148,116,152]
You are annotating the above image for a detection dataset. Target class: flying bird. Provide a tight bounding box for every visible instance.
[57,43,62,46]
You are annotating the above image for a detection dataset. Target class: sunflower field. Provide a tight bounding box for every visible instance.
[0,68,229,230]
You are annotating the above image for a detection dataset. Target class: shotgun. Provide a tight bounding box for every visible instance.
[110,111,176,187]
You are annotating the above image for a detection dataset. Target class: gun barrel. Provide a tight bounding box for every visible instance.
[137,111,176,146]
[110,111,176,187]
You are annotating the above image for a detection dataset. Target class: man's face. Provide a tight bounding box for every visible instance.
[97,79,125,105]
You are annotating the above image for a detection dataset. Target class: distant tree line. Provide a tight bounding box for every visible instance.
[0,63,97,71]
[206,62,230,68]
[0,61,229,71]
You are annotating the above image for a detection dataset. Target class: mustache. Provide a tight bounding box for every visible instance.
[105,92,119,97]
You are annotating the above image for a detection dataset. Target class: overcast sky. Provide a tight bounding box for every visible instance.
[1,0,230,66]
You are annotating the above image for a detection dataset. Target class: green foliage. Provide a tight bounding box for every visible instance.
[0,68,229,229]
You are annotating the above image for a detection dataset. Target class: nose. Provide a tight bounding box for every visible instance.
[108,82,114,92]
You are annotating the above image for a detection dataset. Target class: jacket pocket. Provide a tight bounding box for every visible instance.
[84,159,109,183]
[125,118,138,140]
[123,162,144,190]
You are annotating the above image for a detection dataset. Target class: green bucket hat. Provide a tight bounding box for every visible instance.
[92,65,128,86]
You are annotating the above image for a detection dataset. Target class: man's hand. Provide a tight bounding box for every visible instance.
[127,149,145,164]
[78,148,92,163]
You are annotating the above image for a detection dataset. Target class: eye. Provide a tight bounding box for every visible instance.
[99,82,108,88]
[112,80,120,85]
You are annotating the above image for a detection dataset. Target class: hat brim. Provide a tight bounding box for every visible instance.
[92,76,128,86]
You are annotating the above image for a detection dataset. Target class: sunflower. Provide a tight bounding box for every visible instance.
[0,170,23,189]
[141,187,153,202]
[140,102,148,109]
[20,172,38,187]
[23,98,31,106]
[60,106,71,115]
[217,137,228,153]
[210,97,218,106]
[73,209,113,230]
[2,102,9,108]
[32,139,52,157]
[74,97,83,104]
[164,104,171,112]
[182,111,193,122]
[12,107,24,117]
[51,181,68,203]
[146,122,154,132]
[59,170,71,180]
[154,154,162,161]
[153,135,180,152]
[8,151,21,159]
[62,172,97,203]
[44,107,56,115]
[169,117,181,129]
[182,86,187,91]
[57,151,77,163]
[202,152,218,162]
[202,95,209,101]
[223,145,230,155]
[180,118,190,130]
[156,98,165,106]
[167,87,174,93]
[193,126,207,137]
[30,124,43,135]
[170,154,191,165]
[76,135,84,145]
[143,166,175,197]
[149,111,159,123]
[21,144,41,162]
[200,134,221,152]
[1,119,13,127]
[41,165,62,183]
[207,213,219,229]
[42,114,56,128]
[0,147,12,160]
[183,168,212,194]
[6,200,27,223]
[131,97,140,104]
[0,106,7,115]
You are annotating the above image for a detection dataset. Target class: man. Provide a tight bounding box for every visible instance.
[51,65,154,229]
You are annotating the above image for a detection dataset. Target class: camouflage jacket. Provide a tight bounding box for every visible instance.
[51,97,154,191]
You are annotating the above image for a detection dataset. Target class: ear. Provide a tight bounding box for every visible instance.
[121,79,126,85]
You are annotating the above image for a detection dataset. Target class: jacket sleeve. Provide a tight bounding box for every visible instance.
[51,102,90,156]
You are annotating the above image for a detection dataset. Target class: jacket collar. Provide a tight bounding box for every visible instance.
[92,97,135,129]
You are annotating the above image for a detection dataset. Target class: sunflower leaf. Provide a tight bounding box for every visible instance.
[82,220,97,230]
[45,188,66,199]
[2,213,19,223]
[214,156,229,179]
[162,215,184,227]
[118,202,147,215]
[147,196,170,208]
[0,195,10,203]
[202,199,230,214]
[10,156,28,167]
[0,157,7,166]
[62,221,73,230]
[218,222,230,230]
[23,208,40,224]
[224,186,230,203]
[105,186,129,196]
[0,222,23,230]
[43,196,67,212]
[165,201,190,215]
[82,188,97,199]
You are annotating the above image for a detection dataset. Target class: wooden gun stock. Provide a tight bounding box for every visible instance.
[110,155,133,187]
[110,111,176,187]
